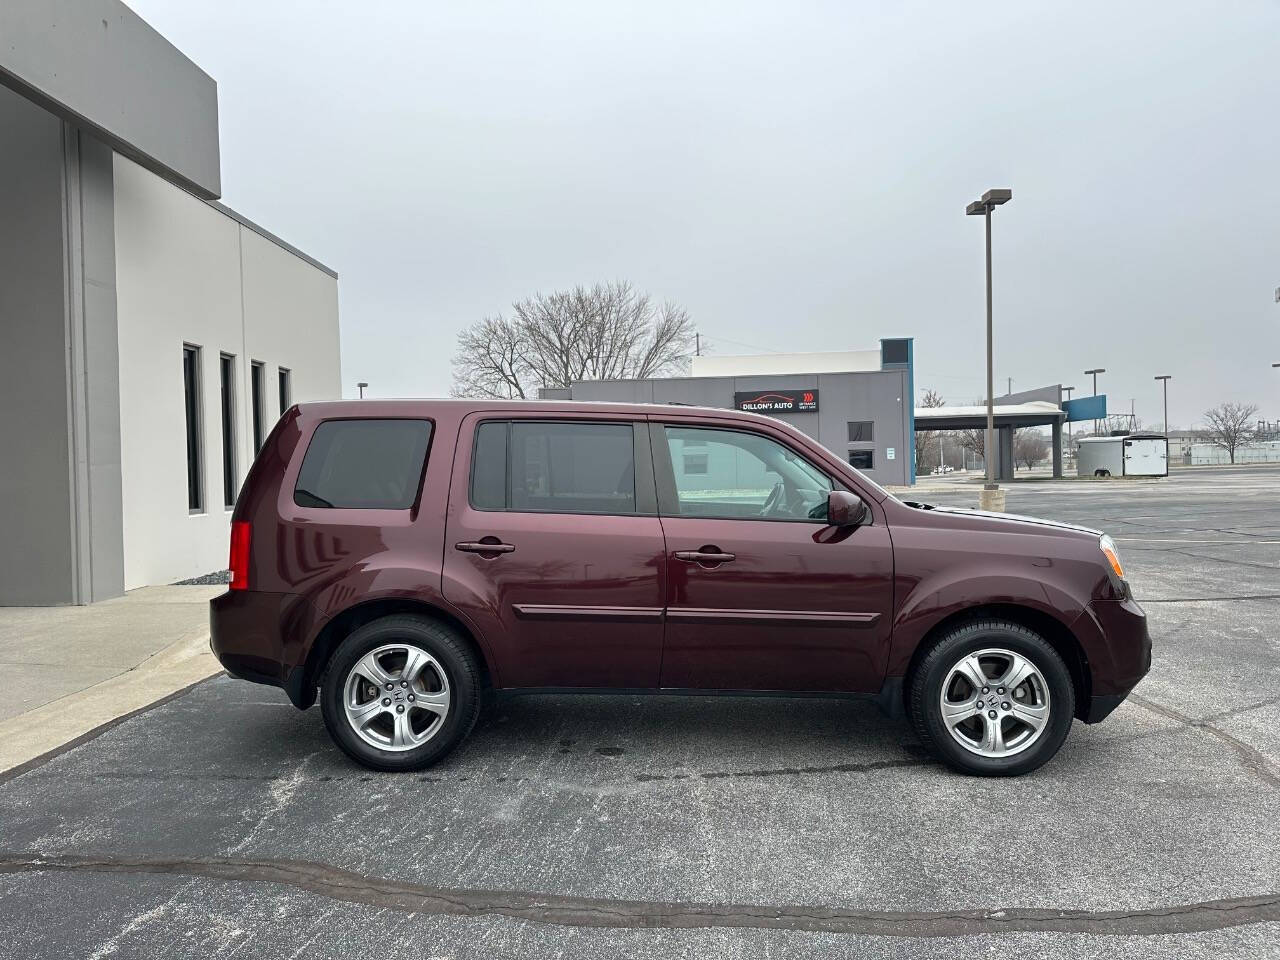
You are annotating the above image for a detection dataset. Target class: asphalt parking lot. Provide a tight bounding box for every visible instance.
[1,464,1277,958]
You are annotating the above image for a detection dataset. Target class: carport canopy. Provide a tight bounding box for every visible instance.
[913,400,1065,431]
[913,400,1067,480]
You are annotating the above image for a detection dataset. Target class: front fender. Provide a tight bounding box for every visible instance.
[886,572,1089,678]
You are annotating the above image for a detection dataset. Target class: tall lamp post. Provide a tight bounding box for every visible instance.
[357,381,369,399]
[1062,384,1076,450]
[1085,367,1105,434]
[1155,375,1171,437]
[967,188,1012,505]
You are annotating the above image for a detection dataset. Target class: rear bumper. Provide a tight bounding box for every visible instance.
[1079,596,1152,723]
[210,589,318,708]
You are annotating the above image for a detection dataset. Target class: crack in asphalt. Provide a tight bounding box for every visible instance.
[1,853,1277,938]
[1137,594,1280,603]
[1141,547,1280,573]
[1129,695,1280,791]
[634,753,932,783]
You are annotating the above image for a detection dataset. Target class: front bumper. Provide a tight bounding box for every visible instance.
[1079,595,1152,723]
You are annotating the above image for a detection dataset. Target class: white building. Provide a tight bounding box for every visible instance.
[0,0,341,604]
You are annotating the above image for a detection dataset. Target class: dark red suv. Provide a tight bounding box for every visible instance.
[210,400,1150,776]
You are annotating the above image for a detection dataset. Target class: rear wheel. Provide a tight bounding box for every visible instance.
[321,615,481,772]
[910,619,1074,776]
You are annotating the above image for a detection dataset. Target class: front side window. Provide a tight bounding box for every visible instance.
[663,426,832,521]
[469,420,636,514]
[295,419,432,509]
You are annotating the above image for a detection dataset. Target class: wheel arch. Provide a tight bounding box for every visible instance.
[901,603,1092,721]
[295,597,494,709]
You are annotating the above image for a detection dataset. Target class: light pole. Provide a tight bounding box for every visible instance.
[967,188,1012,498]
[357,381,368,399]
[1062,384,1076,450]
[1155,375,1171,437]
[1085,368,1105,434]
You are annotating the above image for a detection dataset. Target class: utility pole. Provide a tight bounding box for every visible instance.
[1062,385,1076,461]
[1155,376,1171,438]
[966,188,1012,506]
[1085,368,1106,435]
[1007,377,1013,396]
[695,333,701,357]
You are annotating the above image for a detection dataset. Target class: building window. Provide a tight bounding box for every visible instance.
[278,367,291,415]
[848,449,875,470]
[847,421,874,443]
[182,345,203,513]
[250,361,266,453]
[682,452,709,474]
[219,354,237,509]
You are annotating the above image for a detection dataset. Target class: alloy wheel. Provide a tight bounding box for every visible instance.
[939,647,1051,758]
[342,643,451,752]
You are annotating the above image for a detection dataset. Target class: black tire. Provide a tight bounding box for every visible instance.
[320,615,482,772]
[909,619,1074,776]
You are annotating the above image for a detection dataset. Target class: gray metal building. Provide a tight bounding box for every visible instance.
[0,0,340,604]
[541,338,917,487]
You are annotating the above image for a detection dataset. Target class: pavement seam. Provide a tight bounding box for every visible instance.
[1129,694,1280,791]
[0,853,1277,938]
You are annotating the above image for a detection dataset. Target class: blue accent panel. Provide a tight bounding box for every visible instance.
[1063,394,1106,422]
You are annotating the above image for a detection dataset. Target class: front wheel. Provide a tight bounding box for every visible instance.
[320,615,481,772]
[909,620,1075,776]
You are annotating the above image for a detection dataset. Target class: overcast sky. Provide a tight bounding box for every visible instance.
[131,0,1279,429]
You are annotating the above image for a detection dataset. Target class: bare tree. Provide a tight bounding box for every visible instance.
[1199,402,1259,463]
[956,428,986,463]
[1013,428,1049,470]
[913,390,945,473]
[452,281,695,398]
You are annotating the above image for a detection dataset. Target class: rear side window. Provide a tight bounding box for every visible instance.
[294,419,432,509]
[469,420,636,514]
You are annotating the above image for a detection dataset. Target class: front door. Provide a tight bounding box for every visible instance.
[443,414,667,689]
[653,421,894,693]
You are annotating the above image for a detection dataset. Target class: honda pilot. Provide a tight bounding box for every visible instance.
[210,400,1150,776]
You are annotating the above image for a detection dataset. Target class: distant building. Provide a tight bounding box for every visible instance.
[541,339,917,486]
[1,1,341,603]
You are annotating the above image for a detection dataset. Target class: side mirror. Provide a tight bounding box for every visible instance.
[827,490,869,527]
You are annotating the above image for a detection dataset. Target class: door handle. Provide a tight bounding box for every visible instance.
[673,550,736,563]
[455,540,516,555]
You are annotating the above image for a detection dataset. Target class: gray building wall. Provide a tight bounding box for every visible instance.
[0,0,221,198]
[0,86,125,604]
[0,86,77,604]
[563,369,912,486]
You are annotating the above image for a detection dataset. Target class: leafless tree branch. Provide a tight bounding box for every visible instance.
[452,281,694,398]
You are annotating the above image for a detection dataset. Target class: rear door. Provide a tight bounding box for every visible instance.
[652,419,894,693]
[1123,438,1168,476]
[443,413,667,689]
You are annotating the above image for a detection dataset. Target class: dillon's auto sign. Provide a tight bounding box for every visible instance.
[734,389,819,413]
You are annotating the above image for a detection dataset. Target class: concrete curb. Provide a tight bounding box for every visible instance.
[0,632,221,774]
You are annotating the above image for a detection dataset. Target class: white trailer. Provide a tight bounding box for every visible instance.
[1076,435,1168,478]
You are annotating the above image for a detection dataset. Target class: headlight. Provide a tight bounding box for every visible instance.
[1099,534,1126,581]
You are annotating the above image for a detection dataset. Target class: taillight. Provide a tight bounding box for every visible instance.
[229,521,251,591]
